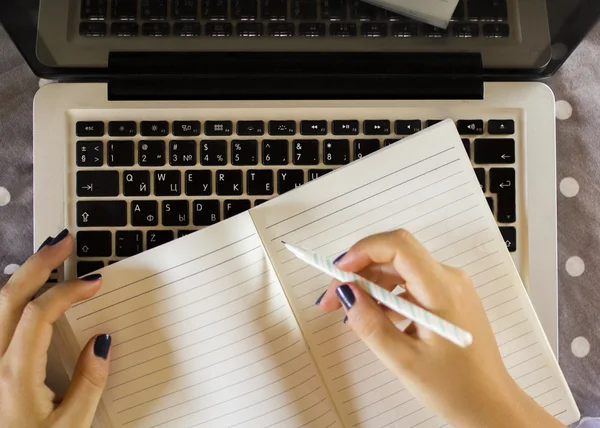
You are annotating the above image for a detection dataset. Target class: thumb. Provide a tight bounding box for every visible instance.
[336,284,418,370]
[56,334,111,426]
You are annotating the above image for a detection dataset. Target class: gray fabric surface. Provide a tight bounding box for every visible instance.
[0,21,599,425]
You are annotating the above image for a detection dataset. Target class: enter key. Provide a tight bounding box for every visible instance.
[490,168,516,223]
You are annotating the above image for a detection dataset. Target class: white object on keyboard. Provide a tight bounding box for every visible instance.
[363,0,460,29]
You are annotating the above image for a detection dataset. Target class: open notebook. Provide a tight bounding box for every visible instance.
[54,120,579,428]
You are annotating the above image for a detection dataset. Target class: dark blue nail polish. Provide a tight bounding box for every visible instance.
[37,236,53,252]
[336,285,355,310]
[81,273,102,282]
[49,229,69,246]
[315,291,326,305]
[343,316,348,324]
[333,252,347,265]
[94,334,111,359]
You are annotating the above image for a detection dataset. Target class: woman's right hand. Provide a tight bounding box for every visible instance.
[317,229,564,428]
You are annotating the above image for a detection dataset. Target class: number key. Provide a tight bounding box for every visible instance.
[76,141,103,167]
[200,140,227,165]
[231,140,258,165]
[323,139,350,165]
[170,140,196,166]
[139,140,166,166]
[354,139,380,160]
[108,140,134,166]
[293,139,319,165]
[262,140,288,165]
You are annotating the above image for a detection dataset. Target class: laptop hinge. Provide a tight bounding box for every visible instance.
[107,52,483,101]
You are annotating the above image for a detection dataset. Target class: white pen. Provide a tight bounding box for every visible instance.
[284,242,473,348]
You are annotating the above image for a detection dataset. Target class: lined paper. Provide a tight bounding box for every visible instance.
[64,213,341,428]
[251,121,579,427]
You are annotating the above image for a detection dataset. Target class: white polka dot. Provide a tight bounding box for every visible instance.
[3,264,20,275]
[566,256,585,277]
[560,177,580,197]
[571,336,590,358]
[556,100,573,120]
[0,187,10,206]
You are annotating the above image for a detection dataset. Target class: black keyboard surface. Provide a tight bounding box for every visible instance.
[74,117,518,277]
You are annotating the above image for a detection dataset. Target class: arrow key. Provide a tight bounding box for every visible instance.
[76,231,112,257]
[364,120,390,135]
[474,138,515,164]
[300,120,327,136]
[499,227,517,252]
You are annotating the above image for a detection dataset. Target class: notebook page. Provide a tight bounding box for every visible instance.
[62,213,342,428]
[250,120,579,428]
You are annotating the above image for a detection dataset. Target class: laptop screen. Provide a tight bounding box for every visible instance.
[1,0,598,79]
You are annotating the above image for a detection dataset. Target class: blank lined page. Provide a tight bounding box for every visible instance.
[251,120,579,427]
[63,213,341,428]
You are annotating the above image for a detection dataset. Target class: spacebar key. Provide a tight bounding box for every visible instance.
[77,201,127,227]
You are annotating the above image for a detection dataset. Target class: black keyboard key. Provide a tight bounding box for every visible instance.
[77,201,127,227]
[141,0,168,20]
[384,139,399,146]
[200,140,227,165]
[155,170,181,196]
[453,23,479,37]
[474,168,486,192]
[457,119,484,135]
[111,22,139,35]
[185,170,212,195]
[351,0,379,20]
[162,200,189,226]
[278,169,304,194]
[173,120,201,136]
[488,120,514,135]
[483,23,509,38]
[76,121,104,137]
[262,0,287,20]
[237,22,263,36]
[76,141,103,167]
[364,120,390,135]
[468,0,507,21]
[237,121,265,136]
[452,0,465,20]
[202,0,228,19]
[269,120,296,136]
[293,0,317,19]
[141,121,169,136]
[205,120,233,136]
[232,140,259,165]
[462,138,470,157]
[81,0,107,20]
[174,22,201,36]
[172,0,198,20]
[233,0,258,19]
[142,22,170,36]
[490,168,516,223]
[499,226,516,252]
[205,22,232,36]
[293,139,319,165]
[486,197,494,213]
[193,200,220,225]
[299,23,325,37]
[474,138,515,164]
[354,139,380,159]
[216,170,243,195]
[77,261,104,277]
[170,140,196,166]
[108,140,135,166]
[391,23,418,37]
[131,200,158,226]
[116,231,143,257]
[330,23,356,37]
[300,120,327,136]
[426,120,442,127]
[309,169,333,181]
[124,170,150,196]
[423,24,448,37]
[147,230,174,249]
[322,0,346,20]
[247,170,274,195]
[79,22,107,36]
[139,140,166,166]
[361,22,387,37]
[263,140,289,165]
[395,120,421,135]
[77,231,112,257]
[111,0,137,20]
[254,199,269,206]
[323,139,350,165]
[224,200,251,219]
[268,22,294,36]
[178,230,195,238]
[76,171,119,197]
[109,121,136,137]
[332,120,359,135]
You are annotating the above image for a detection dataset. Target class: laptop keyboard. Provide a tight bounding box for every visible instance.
[73,115,518,277]
[79,0,510,38]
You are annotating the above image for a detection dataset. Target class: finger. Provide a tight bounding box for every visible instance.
[5,275,102,373]
[54,334,111,428]
[0,229,72,356]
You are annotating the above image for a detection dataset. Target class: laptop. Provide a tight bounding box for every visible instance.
[1,0,599,395]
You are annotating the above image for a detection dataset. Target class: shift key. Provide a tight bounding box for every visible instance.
[77,201,127,227]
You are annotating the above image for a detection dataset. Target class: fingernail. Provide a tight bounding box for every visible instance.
[315,291,326,305]
[333,252,347,265]
[49,229,69,246]
[81,273,102,282]
[37,236,53,252]
[343,316,348,324]
[336,284,355,310]
[94,334,111,359]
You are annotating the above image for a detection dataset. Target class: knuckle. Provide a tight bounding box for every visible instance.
[21,301,43,322]
[352,309,387,345]
[79,365,107,391]
[392,228,411,241]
